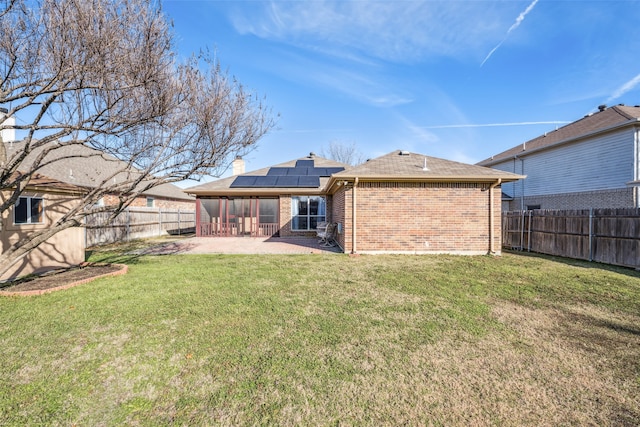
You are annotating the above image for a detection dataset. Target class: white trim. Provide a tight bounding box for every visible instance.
[14,196,45,225]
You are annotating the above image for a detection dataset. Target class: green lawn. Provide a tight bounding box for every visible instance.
[1,245,639,426]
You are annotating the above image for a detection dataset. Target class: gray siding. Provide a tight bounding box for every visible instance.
[492,128,635,198]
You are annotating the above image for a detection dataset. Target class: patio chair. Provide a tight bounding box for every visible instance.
[316,222,328,242]
[317,222,337,247]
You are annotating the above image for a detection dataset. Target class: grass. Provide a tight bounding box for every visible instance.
[0,241,639,426]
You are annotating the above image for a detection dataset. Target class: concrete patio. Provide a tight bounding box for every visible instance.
[140,236,343,255]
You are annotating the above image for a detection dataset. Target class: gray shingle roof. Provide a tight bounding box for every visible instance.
[186,155,350,196]
[186,151,523,196]
[332,150,524,182]
[478,105,640,166]
[3,141,193,201]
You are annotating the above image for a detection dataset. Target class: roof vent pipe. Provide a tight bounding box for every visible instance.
[598,104,607,112]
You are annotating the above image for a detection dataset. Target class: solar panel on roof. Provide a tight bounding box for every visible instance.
[298,176,320,187]
[230,176,257,187]
[253,176,279,187]
[287,167,310,176]
[311,168,327,176]
[295,159,315,168]
[274,176,299,187]
[326,167,346,175]
[267,167,288,176]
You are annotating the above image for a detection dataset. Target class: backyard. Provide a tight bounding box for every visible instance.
[0,241,639,426]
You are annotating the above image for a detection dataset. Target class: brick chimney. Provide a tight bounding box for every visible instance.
[232,156,245,175]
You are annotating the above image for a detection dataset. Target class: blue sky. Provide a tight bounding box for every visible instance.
[163,0,640,177]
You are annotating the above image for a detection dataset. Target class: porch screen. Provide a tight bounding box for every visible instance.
[199,197,278,236]
[291,196,325,231]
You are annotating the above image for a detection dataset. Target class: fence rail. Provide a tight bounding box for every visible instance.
[503,208,640,269]
[84,208,195,247]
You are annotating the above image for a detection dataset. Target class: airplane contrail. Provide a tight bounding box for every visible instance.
[422,121,570,129]
[605,73,640,104]
[481,0,539,67]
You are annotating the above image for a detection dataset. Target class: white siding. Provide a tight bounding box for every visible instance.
[492,128,635,198]
[491,159,523,199]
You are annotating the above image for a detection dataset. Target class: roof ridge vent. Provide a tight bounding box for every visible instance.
[399,150,410,156]
[598,104,607,112]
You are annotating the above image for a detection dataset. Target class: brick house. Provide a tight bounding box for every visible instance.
[186,154,349,239]
[186,150,523,255]
[477,104,640,210]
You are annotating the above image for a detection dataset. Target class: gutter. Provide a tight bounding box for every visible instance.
[489,179,502,254]
[351,177,358,254]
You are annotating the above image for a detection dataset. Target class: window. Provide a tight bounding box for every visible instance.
[146,197,154,208]
[526,204,541,211]
[14,196,44,224]
[291,196,325,231]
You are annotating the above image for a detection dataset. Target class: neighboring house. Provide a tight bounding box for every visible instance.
[1,141,195,279]
[478,104,640,210]
[1,174,86,280]
[3,141,195,211]
[186,150,523,255]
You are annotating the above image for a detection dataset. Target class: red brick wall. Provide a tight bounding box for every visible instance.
[337,181,502,254]
[331,188,347,250]
[279,195,293,236]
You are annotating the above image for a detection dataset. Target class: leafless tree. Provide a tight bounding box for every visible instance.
[0,0,275,277]
[320,140,367,166]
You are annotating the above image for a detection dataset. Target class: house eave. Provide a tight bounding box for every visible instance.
[325,174,525,194]
[186,188,325,197]
[480,118,640,167]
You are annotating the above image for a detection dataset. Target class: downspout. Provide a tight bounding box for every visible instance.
[635,126,640,208]
[520,158,525,210]
[351,177,359,254]
[489,179,502,254]
[195,197,201,237]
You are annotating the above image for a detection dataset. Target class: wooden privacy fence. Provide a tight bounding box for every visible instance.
[503,208,640,269]
[84,208,195,247]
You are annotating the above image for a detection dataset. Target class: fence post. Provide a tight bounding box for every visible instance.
[527,210,532,252]
[126,208,131,242]
[520,210,525,251]
[178,209,181,236]
[588,208,593,262]
[159,208,162,236]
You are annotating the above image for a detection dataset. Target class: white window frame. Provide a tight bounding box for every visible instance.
[291,196,326,231]
[14,196,44,225]
[146,197,155,208]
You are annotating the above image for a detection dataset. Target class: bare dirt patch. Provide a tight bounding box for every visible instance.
[0,264,127,295]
